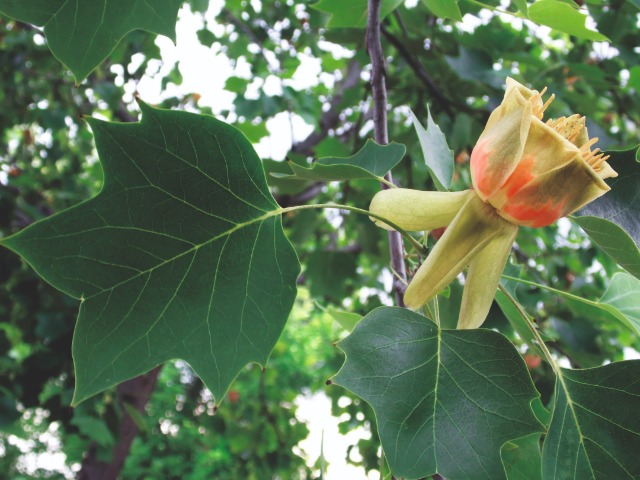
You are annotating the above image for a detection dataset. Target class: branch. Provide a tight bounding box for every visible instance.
[367,0,407,307]
[78,366,162,480]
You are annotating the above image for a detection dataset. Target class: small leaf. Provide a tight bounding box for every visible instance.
[410,109,454,191]
[576,147,640,249]
[0,0,184,82]
[528,0,609,41]
[275,140,406,182]
[0,102,300,405]
[422,0,463,21]
[542,361,640,479]
[501,433,542,480]
[597,272,640,335]
[512,0,529,17]
[311,0,404,28]
[333,307,543,479]
[327,308,362,332]
[571,215,640,279]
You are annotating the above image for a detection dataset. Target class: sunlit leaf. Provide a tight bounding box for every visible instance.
[333,307,542,479]
[0,102,300,405]
[528,0,609,41]
[542,361,640,479]
[0,0,183,82]
[311,0,404,28]
[422,0,463,21]
[410,108,454,191]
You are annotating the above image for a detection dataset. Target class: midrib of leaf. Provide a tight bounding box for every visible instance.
[81,208,282,302]
[553,369,594,479]
[432,328,441,474]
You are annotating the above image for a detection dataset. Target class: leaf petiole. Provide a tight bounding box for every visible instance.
[278,203,426,254]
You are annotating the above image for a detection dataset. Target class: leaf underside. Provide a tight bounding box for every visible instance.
[333,307,542,480]
[0,0,183,81]
[1,102,300,405]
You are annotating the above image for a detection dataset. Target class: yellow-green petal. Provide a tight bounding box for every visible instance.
[369,189,473,232]
[404,194,514,309]
[457,221,518,329]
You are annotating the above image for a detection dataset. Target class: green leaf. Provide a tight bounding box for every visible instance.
[0,0,184,82]
[571,215,640,279]
[311,0,404,28]
[597,272,640,335]
[410,108,454,191]
[501,433,542,480]
[576,147,640,249]
[327,308,362,333]
[542,361,640,479]
[422,0,463,21]
[528,0,609,41]
[512,0,529,17]
[0,102,300,405]
[274,140,406,183]
[333,307,543,479]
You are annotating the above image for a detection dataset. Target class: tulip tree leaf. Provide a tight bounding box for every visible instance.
[0,0,183,82]
[274,140,406,183]
[576,147,640,255]
[333,307,542,480]
[410,108,454,191]
[311,0,404,28]
[528,0,609,41]
[0,102,300,405]
[571,215,640,279]
[542,361,640,479]
[422,0,463,21]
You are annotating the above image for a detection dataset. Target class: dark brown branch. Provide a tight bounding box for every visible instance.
[78,366,162,480]
[367,0,407,307]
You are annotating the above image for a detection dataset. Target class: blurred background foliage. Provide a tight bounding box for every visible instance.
[0,0,638,478]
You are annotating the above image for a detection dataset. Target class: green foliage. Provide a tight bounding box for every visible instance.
[542,362,640,479]
[1,102,300,405]
[410,108,454,191]
[276,140,406,183]
[0,0,183,82]
[0,0,639,478]
[334,307,542,479]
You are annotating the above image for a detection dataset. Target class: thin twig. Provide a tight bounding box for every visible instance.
[367,0,407,307]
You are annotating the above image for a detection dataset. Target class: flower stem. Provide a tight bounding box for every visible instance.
[497,284,560,375]
[278,203,426,255]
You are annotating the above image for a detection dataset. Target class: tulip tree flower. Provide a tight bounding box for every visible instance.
[370,78,617,329]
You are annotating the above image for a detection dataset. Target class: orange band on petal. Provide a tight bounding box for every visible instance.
[503,154,535,198]
[501,198,566,227]
[470,139,496,200]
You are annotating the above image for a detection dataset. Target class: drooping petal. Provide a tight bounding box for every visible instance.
[457,221,518,329]
[470,86,533,201]
[369,189,474,232]
[404,194,515,310]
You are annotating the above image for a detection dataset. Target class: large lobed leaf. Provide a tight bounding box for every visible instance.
[333,307,542,480]
[543,361,640,479]
[0,0,183,82]
[0,102,300,405]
